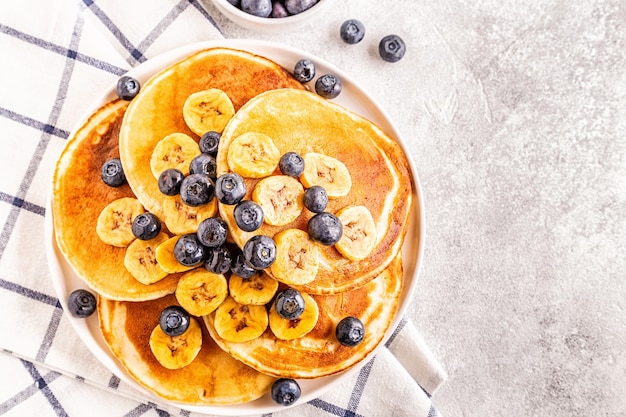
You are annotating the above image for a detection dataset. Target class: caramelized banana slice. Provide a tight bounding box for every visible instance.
[96,197,145,247]
[300,152,352,198]
[334,205,378,261]
[252,175,304,226]
[150,133,201,179]
[175,269,228,317]
[270,228,319,286]
[229,271,279,306]
[227,132,280,178]
[269,292,319,340]
[149,316,202,369]
[155,235,195,273]
[182,89,235,136]
[161,195,217,235]
[123,232,170,285]
[213,296,268,343]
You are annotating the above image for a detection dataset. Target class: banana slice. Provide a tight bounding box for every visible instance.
[175,269,228,317]
[227,132,280,178]
[300,152,352,198]
[229,271,279,306]
[269,292,319,340]
[335,205,377,261]
[182,89,235,136]
[124,232,170,285]
[161,195,217,235]
[270,228,319,286]
[252,175,304,226]
[213,296,268,343]
[150,132,201,179]
[149,316,202,370]
[96,197,145,247]
[155,235,195,273]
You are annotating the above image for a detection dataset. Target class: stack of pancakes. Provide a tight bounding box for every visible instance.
[51,47,413,406]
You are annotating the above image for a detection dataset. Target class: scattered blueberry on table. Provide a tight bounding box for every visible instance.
[340,19,365,44]
[379,34,406,62]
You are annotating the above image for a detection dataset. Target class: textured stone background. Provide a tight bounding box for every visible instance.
[203,1,626,415]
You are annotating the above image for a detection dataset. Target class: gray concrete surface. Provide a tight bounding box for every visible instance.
[202,1,626,415]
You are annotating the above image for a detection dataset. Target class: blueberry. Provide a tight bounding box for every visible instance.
[199,131,221,155]
[315,74,342,99]
[340,19,365,44]
[159,306,190,337]
[67,289,97,318]
[271,0,289,18]
[243,235,277,269]
[293,59,316,83]
[197,217,228,248]
[335,316,365,347]
[234,200,264,232]
[271,378,301,406]
[100,158,126,187]
[189,154,217,181]
[241,0,272,17]
[307,212,342,245]
[285,0,316,15]
[157,168,184,196]
[303,185,328,213]
[215,173,246,205]
[204,245,232,275]
[131,212,161,240]
[379,34,406,63]
[116,75,140,100]
[279,152,305,177]
[174,234,206,267]
[180,174,215,206]
[275,289,305,319]
[230,248,257,278]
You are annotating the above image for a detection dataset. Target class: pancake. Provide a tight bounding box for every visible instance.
[52,99,181,301]
[119,47,305,234]
[99,294,276,405]
[203,254,403,379]
[216,89,412,294]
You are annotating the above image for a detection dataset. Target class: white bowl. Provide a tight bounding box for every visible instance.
[210,0,334,33]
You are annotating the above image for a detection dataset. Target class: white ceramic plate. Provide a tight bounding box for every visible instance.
[44,39,424,416]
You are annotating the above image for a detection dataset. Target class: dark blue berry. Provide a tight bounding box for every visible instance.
[234,200,264,232]
[215,173,246,205]
[230,248,257,278]
[100,158,126,187]
[279,152,305,177]
[180,174,214,206]
[199,131,221,155]
[131,212,161,240]
[315,74,342,99]
[189,154,217,181]
[197,217,228,248]
[67,289,97,318]
[243,235,276,270]
[241,0,272,17]
[303,185,328,213]
[335,316,365,347]
[340,19,365,44]
[285,0,316,14]
[204,245,232,275]
[271,1,288,18]
[174,234,206,267]
[275,289,305,319]
[293,59,316,83]
[159,306,190,337]
[307,212,342,245]
[271,378,301,406]
[116,75,140,100]
[157,168,184,196]
[379,34,406,63]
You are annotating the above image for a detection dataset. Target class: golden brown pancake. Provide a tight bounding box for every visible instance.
[204,254,403,379]
[119,47,305,233]
[52,99,181,301]
[99,294,276,405]
[216,89,413,294]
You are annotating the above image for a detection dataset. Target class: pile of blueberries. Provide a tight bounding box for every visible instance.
[227,0,319,19]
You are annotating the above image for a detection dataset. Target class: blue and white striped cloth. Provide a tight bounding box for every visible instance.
[0,1,446,416]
